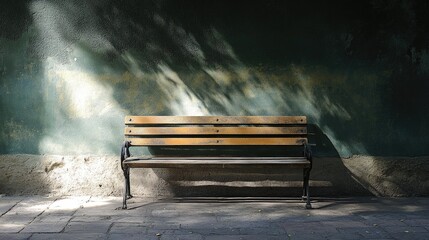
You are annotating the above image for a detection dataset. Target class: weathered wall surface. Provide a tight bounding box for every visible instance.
[1,0,429,196]
[1,155,428,197]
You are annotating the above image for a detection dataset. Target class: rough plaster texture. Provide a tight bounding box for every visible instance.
[1,154,427,197]
[343,156,429,197]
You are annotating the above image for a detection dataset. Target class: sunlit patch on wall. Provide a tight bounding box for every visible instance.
[50,69,117,119]
[30,1,127,154]
[156,64,210,116]
[39,58,127,154]
[204,69,232,86]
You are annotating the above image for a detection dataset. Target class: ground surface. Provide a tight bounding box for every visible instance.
[0,196,428,239]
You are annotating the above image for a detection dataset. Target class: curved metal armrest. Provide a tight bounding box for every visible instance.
[120,141,131,171]
[304,143,313,161]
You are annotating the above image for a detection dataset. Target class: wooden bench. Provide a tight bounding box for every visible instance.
[120,116,313,209]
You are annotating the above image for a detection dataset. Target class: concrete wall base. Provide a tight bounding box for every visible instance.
[0,155,427,197]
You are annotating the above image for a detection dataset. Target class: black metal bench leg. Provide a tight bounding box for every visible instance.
[122,182,127,209]
[126,168,133,199]
[304,168,312,209]
[122,167,130,209]
[302,168,308,200]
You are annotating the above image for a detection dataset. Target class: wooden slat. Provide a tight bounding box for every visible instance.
[126,137,307,146]
[125,116,307,125]
[125,127,307,136]
[123,157,310,168]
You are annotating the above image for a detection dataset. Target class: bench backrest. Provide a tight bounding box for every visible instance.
[124,116,308,148]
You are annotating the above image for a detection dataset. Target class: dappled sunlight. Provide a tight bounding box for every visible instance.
[31,1,127,154]
[47,66,119,119]
[38,57,127,154]
[23,203,52,213]
[156,65,210,116]
[0,0,426,161]
[200,62,361,155]
[46,197,90,212]
[204,68,232,86]
[6,198,53,215]
[121,51,146,79]
[0,223,24,230]
[200,29,361,155]
[28,0,371,157]
[202,67,289,115]
[321,96,351,120]
[205,28,240,62]
[82,199,115,209]
[159,14,206,65]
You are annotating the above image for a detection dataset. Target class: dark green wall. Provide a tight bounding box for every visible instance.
[1,0,428,157]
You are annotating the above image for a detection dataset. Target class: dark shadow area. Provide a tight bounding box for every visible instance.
[309,125,373,196]
[129,196,383,210]
[0,155,52,195]
[0,0,45,154]
[0,1,51,194]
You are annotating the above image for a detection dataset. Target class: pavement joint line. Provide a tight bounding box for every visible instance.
[107,222,115,233]
[0,197,24,218]
[17,198,56,234]
[59,197,90,233]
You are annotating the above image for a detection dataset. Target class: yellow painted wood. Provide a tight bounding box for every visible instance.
[125,126,307,135]
[125,116,307,125]
[126,137,307,146]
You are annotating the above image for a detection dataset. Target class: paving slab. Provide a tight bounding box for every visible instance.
[0,196,427,239]
[403,218,429,226]
[29,233,107,240]
[109,222,148,234]
[21,221,67,233]
[383,226,428,234]
[43,196,90,215]
[108,233,158,240]
[0,233,31,240]
[205,235,285,240]
[160,234,204,240]
[63,222,112,233]
[284,221,339,234]
[391,232,429,240]
[337,227,391,239]
[0,223,25,233]
[0,197,23,216]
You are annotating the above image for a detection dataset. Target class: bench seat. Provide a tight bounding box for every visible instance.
[123,156,311,168]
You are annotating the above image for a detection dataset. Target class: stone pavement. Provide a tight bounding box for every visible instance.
[0,196,428,240]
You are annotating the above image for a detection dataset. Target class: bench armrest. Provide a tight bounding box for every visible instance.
[120,141,131,171]
[304,143,312,161]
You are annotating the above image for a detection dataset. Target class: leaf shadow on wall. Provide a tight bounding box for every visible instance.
[23,0,429,196]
